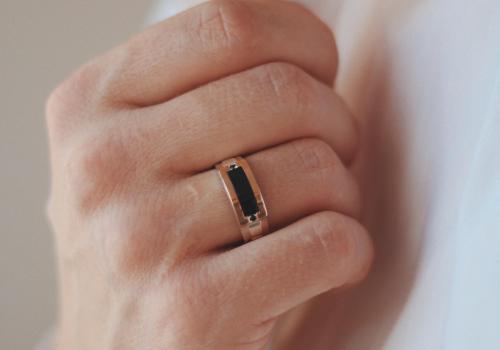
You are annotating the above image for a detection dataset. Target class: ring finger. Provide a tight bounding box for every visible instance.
[169,137,360,252]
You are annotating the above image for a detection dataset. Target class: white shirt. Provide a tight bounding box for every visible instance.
[150,1,500,349]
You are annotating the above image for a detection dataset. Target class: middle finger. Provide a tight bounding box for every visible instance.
[128,61,359,174]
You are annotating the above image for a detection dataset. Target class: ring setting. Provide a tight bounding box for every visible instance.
[216,157,269,242]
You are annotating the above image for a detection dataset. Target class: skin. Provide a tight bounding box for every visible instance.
[45,1,374,349]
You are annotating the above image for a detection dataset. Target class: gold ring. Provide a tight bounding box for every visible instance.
[216,156,269,242]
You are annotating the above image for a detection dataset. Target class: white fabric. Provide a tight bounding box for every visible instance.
[148,1,500,349]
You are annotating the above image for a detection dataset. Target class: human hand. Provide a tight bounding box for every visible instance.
[46,1,373,349]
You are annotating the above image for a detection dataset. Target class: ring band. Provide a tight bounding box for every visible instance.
[216,156,269,242]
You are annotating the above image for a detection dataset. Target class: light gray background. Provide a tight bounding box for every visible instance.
[1,1,151,348]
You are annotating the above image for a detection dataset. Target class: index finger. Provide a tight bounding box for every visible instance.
[97,0,338,106]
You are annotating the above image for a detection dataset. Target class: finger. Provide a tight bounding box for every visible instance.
[99,0,338,105]
[206,211,374,320]
[169,138,360,252]
[129,61,358,171]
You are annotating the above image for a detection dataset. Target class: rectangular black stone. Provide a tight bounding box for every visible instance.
[227,166,259,217]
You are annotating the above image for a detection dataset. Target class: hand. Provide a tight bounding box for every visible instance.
[46,1,373,349]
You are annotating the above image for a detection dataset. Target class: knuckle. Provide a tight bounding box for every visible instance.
[100,206,163,278]
[289,2,339,76]
[64,129,135,213]
[309,212,352,285]
[46,62,102,141]
[291,138,339,173]
[191,0,256,51]
[258,62,316,111]
[309,212,345,254]
[46,63,100,126]
[292,138,362,218]
[310,212,373,285]
[95,185,204,280]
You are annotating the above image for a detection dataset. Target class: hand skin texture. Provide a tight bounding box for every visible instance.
[45,1,374,349]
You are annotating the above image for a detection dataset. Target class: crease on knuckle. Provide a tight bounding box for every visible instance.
[309,213,354,286]
[259,62,315,115]
[191,0,256,52]
[292,139,339,174]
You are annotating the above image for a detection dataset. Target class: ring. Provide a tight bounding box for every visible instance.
[216,156,269,242]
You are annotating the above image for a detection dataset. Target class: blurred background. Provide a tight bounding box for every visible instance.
[1,1,152,348]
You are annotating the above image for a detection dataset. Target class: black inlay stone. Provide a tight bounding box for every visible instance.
[227,166,259,217]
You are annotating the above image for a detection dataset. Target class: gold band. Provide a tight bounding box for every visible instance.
[216,157,269,242]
